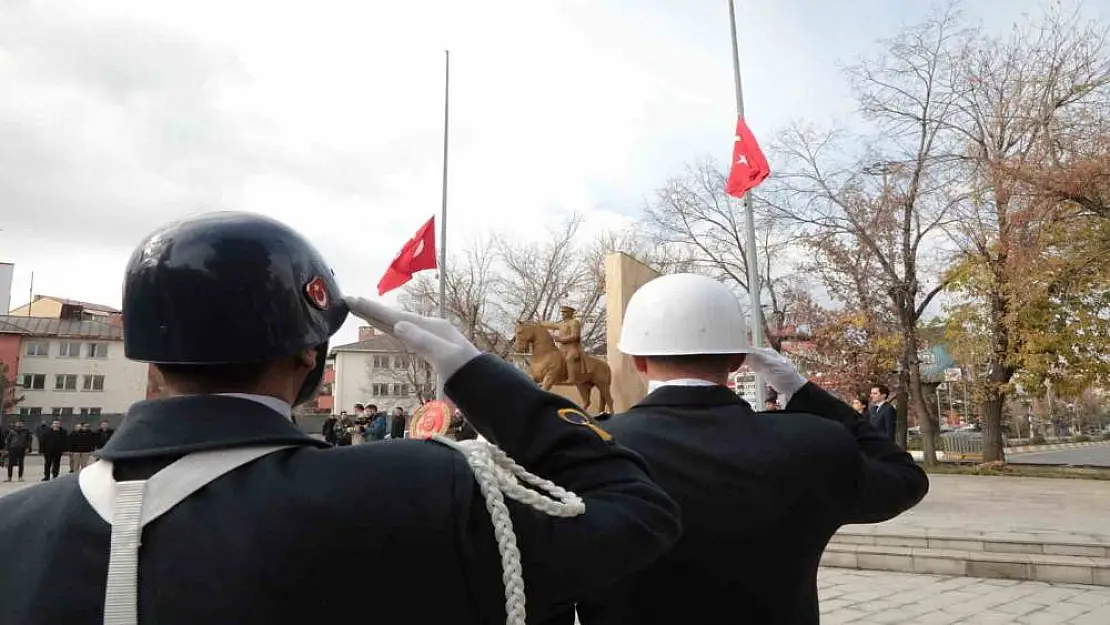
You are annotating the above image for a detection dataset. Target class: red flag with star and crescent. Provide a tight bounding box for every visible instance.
[725,116,771,198]
[377,216,438,295]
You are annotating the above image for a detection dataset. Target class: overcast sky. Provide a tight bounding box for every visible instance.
[2,0,1107,346]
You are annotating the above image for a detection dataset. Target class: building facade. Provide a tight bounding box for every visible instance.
[331,328,433,416]
[0,315,149,420]
[330,326,528,416]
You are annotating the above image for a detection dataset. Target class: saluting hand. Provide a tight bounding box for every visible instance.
[744,347,808,404]
[344,296,481,384]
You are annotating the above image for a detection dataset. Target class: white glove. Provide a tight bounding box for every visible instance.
[344,296,481,385]
[744,347,807,405]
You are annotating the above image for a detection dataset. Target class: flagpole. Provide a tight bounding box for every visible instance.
[728,0,766,408]
[436,50,450,401]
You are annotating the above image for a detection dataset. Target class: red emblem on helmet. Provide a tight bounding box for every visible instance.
[305,277,330,310]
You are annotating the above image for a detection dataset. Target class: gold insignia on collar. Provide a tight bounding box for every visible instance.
[557,408,612,442]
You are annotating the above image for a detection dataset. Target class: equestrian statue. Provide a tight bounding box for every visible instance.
[514,305,614,415]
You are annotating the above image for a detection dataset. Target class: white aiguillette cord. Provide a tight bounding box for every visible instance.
[431,435,586,625]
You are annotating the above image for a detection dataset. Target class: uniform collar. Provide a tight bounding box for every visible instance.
[646,378,719,393]
[635,383,752,410]
[217,393,293,420]
[96,395,327,461]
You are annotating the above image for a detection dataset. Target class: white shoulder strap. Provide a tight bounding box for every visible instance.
[78,445,296,625]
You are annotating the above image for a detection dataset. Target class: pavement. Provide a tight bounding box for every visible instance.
[1,454,80,498]
[849,474,1110,544]
[1010,444,1110,468]
[6,460,1110,543]
[818,569,1110,624]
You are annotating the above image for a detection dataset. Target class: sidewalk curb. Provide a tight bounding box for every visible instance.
[1006,441,1110,454]
[909,440,1110,462]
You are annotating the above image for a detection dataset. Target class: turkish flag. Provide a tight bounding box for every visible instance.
[725,116,771,198]
[377,216,438,295]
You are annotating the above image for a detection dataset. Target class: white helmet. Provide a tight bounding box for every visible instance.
[617,273,750,356]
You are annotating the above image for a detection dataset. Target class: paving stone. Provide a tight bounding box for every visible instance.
[1016,611,1072,625]
[1070,590,1110,606]
[817,568,1110,623]
[821,607,870,624]
[1071,607,1110,624]
[867,609,911,623]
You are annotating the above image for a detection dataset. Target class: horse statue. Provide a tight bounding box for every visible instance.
[513,321,614,415]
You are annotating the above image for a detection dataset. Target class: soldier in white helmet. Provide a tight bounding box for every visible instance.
[564,273,929,625]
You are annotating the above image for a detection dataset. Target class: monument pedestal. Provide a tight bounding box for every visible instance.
[604,253,661,413]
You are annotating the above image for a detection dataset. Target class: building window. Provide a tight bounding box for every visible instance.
[79,407,102,416]
[391,383,410,396]
[371,383,389,396]
[83,374,105,392]
[18,407,43,416]
[55,374,78,391]
[58,342,82,358]
[394,356,409,369]
[373,355,390,368]
[87,343,109,359]
[51,407,75,416]
[25,342,49,357]
[19,374,46,390]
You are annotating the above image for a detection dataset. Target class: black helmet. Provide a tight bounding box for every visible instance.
[123,211,348,369]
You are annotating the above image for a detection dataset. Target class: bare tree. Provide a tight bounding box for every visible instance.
[0,363,24,415]
[770,6,967,464]
[400,233,509,356]
[573,225,697,354]
[644,159,801,349]
[494,214,687,353]
[940,1,1110,461]
[382,353,436,405]
[795,229,904,400]
[495,215,606,350]
[358,349,433,411]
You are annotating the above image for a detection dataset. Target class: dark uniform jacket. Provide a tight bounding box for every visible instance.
[4,429,32,452]
[0,355,680,625]
[69,429,98,454]
[95,428,115,449]
[389,413,407,439]
[38,428,68,456]
[572,382,929,625]
[321,416,338,444]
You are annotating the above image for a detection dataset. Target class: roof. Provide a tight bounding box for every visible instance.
[331,333,410,354]
[331,331,516,356]
[0,315,123,340]
[13,295,121,315]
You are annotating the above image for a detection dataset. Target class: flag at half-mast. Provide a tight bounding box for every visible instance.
[725,116,771,198]
[377,216,438,296]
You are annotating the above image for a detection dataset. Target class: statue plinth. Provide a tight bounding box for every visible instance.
[604,253,662,413]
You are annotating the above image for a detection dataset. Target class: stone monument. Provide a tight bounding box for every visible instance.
[604,252,662,412]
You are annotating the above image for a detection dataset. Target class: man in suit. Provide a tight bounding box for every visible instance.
[39,419,68,481]
[388,406,407,439]
[94,420,115,450]
[0,211,680,625]
[869,383,897,442]
[568,273,929,625]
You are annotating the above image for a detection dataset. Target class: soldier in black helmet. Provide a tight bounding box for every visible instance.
[0,212,679,625]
